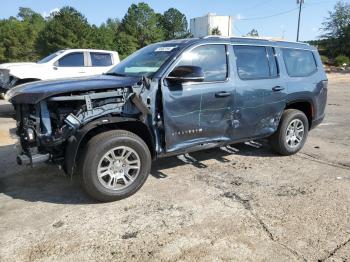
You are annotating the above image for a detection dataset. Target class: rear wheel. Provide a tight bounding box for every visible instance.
[79,130,151,202]
[269,109,309,156]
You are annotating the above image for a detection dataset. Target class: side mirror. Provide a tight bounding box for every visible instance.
[166,65,205,83]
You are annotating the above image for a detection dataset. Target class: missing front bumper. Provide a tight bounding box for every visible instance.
[16,153,50,166]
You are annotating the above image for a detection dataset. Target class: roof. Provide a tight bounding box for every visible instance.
[160,37,316,51]
[61,49,119,53]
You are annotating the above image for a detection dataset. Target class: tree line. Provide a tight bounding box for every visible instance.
[0,3,189,62]
[308,1,350,66]
[0,1,349,64]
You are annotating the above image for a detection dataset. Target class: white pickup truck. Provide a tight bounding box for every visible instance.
[0,49,120,93]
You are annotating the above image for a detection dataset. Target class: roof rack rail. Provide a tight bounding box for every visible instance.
[199,35,310,46]
[201,35,230,39]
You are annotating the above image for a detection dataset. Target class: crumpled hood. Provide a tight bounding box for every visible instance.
[7,74,142,104]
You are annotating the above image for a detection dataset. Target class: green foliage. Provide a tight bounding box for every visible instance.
[115,32,139,60]
[211,27,221,36]
[119,2,164,54]
[0,8,45,62]
[90,19,120,50]
[335,55,350,66]
[320,1,350,59]
[161,8,189,39]
[0,4,190,62]
[320,55,329,64]
[246,29,259,37]
[36,6,92,56]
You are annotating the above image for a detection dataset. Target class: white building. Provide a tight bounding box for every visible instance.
[190,13,233,38]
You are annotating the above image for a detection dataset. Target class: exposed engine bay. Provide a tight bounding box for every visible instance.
[12,77,153,167]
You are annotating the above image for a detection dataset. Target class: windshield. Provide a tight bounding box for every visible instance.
[37,51,64,64]
[108,43,183,77]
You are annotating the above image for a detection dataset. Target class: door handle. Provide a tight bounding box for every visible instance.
[78,71,86,73]
[215,91,231,98]
[272,86,285,92]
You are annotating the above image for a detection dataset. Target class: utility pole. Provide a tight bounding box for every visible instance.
[296,0,304,42]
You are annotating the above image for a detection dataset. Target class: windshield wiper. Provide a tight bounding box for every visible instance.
[104,72,128,77]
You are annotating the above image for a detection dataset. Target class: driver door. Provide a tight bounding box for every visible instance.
[51,52,87,79]
[161,44,235,153]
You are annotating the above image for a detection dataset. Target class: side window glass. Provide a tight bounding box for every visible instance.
[267,47,279,78]
[282,48,317,77]
[177,45,227,82]
[233,46,270,80]
[90,53,112,67]
[58,53,84,67]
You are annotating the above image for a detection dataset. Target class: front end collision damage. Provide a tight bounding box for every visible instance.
[10,76,155,171]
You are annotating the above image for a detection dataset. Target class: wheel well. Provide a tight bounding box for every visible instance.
[285,101,313,128]
[78,121,156,159]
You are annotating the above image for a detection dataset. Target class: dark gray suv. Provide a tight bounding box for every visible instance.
[7,37,328,201]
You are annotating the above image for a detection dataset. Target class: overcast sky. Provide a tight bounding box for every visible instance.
[1,0,349,41]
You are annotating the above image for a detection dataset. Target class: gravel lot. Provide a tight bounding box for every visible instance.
[0,75,349,261]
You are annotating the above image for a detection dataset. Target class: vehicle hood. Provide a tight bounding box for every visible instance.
[0,62,37,70]
[7,74,142,104]
[0,62,46,79]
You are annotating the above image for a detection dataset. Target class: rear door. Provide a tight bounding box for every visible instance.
[231,45,287,140]
[52,52,87,78]
[86,52,114,75]
[161,44,235,153]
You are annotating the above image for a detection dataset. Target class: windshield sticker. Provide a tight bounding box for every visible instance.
[155,46,177,52]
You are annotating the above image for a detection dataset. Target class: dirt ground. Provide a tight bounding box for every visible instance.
[0,75,349,262]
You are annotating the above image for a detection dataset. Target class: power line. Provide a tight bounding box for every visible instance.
[239,1,267,13]
[238,7,299,21]
[233,23,244,36]
[306,0,342,4]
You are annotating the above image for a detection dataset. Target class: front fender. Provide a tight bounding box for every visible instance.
[64,116,140,176]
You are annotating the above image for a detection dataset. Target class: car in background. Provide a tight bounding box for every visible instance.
[0,49,120,93]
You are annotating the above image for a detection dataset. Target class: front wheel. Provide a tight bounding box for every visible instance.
[269,109,309,156]
[79,130,151,202]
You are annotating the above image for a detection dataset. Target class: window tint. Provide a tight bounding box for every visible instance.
[282,48,317,77]
[58,52,84,67]
[177,45,227,82]
[267,47,279,78]
[233,46,270,80]
[90,53,112,67]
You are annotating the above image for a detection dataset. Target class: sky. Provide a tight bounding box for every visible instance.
[1,0,349,41]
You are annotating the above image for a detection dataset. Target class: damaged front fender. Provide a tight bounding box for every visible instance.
[11,74,154,168]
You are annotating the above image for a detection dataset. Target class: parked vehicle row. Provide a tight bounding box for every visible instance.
[6,37,327,202]
[0,49,119,93]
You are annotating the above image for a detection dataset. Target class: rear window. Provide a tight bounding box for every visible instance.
[233,46,279,80]
[282,48,317,77]
[90,53,112,67]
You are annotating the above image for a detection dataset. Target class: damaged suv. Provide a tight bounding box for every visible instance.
[7,37,327,201]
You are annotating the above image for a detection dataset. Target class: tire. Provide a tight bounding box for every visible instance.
[79,130,151,202]
[269,109,309,156]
